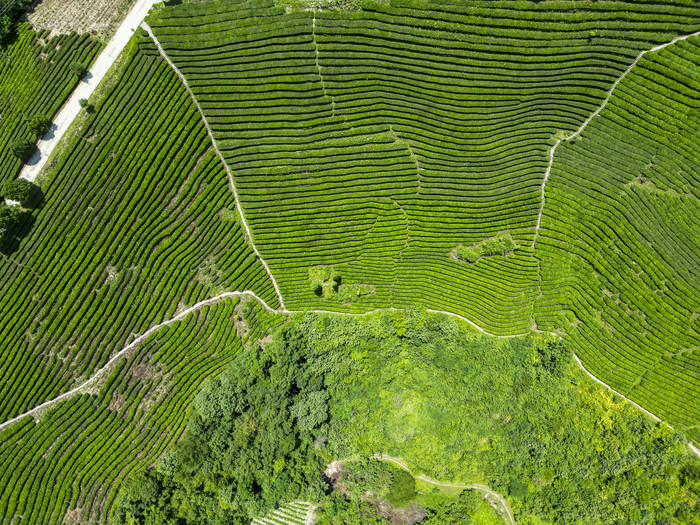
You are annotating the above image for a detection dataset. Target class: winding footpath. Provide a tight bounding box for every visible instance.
[141,22,286,309]
[0,291,274,432]
[373,454,516,525]
[531,29,700,249]
[19,0,161,182]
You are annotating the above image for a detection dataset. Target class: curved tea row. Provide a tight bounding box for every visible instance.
[535,36,700,440]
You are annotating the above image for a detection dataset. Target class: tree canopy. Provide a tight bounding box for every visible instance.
[115,310,700,524]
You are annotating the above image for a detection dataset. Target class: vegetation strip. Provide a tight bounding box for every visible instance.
[531,29,700,249]
[141,21,286,309]
[4,298,697,463]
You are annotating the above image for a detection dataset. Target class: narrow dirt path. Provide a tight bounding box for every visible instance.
[3,295,698,461]
[0,290,274,432]
[19,0,161,182]
[531,30,700,249]
[142,22,286,310]
[373,454,516,525]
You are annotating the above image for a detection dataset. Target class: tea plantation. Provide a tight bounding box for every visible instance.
[0,0,698,523]
[0,23,101,182]
[535,36,700,443]
[0,32,276,422]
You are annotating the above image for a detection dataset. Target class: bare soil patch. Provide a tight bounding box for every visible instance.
[26,0,136,39]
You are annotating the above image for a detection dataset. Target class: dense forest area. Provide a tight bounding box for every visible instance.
[115,310,700,524]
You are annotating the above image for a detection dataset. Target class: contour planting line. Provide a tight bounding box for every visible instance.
[531,29,700,249]
[0,290,277,432]
[141,22,286,309]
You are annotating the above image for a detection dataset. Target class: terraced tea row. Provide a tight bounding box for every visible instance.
[0,23,102,182]
[0,32,276,422]
[147,0,699,335]
[535,36,700,440]
[0,295,282,525]
[251,501,314,525]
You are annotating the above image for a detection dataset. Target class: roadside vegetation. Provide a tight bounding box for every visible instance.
[0,23,101,181]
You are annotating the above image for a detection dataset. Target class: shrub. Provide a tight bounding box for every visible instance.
[387,469,416,506]
[10,138,35,162]
[2,179,36,204]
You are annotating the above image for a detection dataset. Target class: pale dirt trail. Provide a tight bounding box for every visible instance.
[531,30,700,249]
[19,0,161,182]
[141,21,286,310]
[0,290,274,432]
[374,454,516,525]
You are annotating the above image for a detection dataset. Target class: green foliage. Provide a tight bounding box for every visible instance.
[114,320,332,524]
[422,491,478,524]
[0,0,33,44]
[0,201,22,234]
[453,232,516,263]
[23,113,50,137]
[1,178,35,203]
[534,28,700,442]
[308,266,374,303]
[79,98,90,108]
[316,492,385,525]
[117,310,700,524]
[9,137,33,162]
[308,265,341,298]
[69,61,88,78]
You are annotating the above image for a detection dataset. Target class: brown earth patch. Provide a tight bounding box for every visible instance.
[26,0,136,39]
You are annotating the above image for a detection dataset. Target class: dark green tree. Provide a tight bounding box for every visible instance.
[9,138,34,162]
[0,203,23,236]
[24,113,51,137]
[70,62,88,78]
[2,178,36,204]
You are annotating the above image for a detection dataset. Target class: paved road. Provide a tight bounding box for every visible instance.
[19,0,160,182]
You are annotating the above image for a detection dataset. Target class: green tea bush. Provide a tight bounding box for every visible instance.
[147,0,699,337]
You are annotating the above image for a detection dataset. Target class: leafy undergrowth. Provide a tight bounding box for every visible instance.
[318,459,503,524]
[115,310,700,524]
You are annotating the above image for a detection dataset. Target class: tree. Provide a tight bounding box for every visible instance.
[79,98,90,109]
[70,62,88,78]
[1,179,36,204]
[9,138,34,162]
[24,113,51,137]
[0,204,23,236]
